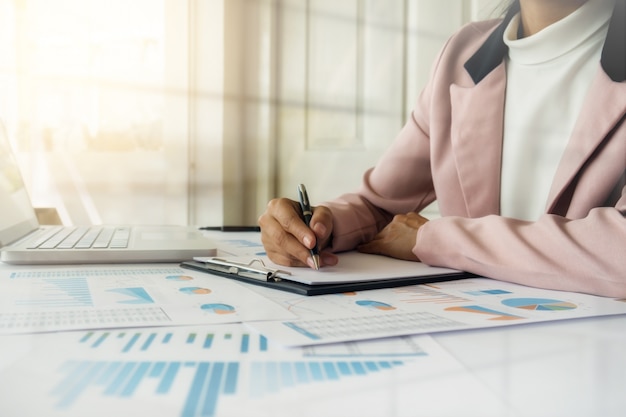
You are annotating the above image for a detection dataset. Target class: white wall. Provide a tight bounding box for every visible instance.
[225,0,508,223]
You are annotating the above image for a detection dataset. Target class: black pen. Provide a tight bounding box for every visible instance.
[198,226,261,232]
[297,183,320,270]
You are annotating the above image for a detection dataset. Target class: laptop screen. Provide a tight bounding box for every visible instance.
[0,121,39,247]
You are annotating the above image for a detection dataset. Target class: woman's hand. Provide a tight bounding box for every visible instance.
[258,198,338,269]
[357,212,429,261]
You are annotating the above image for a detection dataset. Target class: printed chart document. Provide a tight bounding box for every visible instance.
[246,277,626,346]
[0,324,510,417]
[0,263,295,334]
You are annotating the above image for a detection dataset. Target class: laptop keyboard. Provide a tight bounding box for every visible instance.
[27,227,131,250]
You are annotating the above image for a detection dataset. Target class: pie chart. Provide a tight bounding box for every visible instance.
[502,298,577,311]
[200,303,236,314]
[355,300,396,311]
[179,287,212,295]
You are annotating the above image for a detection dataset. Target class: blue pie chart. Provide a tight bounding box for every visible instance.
[200,303,236,314]
[502,298,577,311]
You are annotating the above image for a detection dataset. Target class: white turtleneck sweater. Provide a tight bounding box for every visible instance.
[499,0,614,221]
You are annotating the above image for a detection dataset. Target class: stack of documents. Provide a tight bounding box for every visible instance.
[1,230,626,416]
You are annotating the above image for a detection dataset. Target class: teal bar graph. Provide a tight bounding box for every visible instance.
[122,333,141,353]
[121,362,151,397]
[52,359,405,416]
[92,332,110,348]
[203,334,214,349]
[157,362,180,394]
[141,333,157,351]
[240,334,249,353]
[96,361,122,386]
[13,277,93,308]
[78,330,269,355]
[56,329,413,416]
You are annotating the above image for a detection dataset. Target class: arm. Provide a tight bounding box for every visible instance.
[321,112,436,252]
[417,198,626,298]
[320,20,497,252]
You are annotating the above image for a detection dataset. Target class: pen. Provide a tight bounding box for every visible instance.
[297,183,320,270]
[198,226,261,232]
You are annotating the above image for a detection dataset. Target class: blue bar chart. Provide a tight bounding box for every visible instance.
[5,326,412,417]
[78,329,269,354]
[12,276,93,308]
[52,358,405,417]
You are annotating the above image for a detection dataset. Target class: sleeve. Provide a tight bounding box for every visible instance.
[321,87,437,253]
[416,187,626,298]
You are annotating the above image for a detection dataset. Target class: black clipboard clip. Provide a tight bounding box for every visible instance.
[186,257,292,282]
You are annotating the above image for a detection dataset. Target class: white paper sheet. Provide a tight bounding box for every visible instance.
[246,277,626,346]
[0,324,511,417]
[199,231,461,285]
[0,263,295,334]
[194,251,461,285]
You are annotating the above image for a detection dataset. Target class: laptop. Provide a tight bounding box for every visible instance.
[0,122,217,265]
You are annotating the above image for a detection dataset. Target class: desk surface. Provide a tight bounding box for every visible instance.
[435,314,626,417]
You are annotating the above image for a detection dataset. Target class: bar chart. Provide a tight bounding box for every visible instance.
[78,328,268,354]
[12,276,93,308]
[0,325,429,417]
[52,358,405,417]
[0,321,518,417]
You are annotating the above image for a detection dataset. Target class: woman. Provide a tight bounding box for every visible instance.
[258,0,626,297]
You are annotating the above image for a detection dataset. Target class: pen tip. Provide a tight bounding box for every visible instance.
[312,255,321,271]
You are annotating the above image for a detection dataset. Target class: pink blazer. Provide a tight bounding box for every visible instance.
[323,4,626,297]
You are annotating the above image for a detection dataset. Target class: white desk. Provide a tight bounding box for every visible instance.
[435,315,626,417]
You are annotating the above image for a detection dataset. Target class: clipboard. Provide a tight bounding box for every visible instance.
[180,255,471,296]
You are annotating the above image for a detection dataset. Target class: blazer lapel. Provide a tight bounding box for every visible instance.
[546,70,626,213]
[449,64,507,217]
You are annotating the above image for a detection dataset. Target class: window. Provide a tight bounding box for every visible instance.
[0,0,224,226]
[1,0,500,227]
